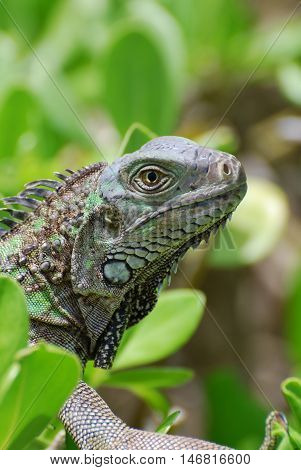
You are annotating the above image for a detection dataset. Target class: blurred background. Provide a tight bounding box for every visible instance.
[1,0,301,449]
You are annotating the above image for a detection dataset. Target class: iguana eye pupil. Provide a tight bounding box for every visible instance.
[140,169,161,186]
[146,171,158,183]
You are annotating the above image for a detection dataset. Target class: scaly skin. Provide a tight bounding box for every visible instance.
[61,382,285,450]
[0,136,279,449]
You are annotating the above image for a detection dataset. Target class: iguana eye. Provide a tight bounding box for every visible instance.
[131,166,175,194]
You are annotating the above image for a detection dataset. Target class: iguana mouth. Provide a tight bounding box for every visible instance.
[164,180,247,211]
[125,182,247,235]
[145,211,234,294]
[174,183,247,216]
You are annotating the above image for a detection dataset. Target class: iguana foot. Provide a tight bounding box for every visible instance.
[260,411,288,450]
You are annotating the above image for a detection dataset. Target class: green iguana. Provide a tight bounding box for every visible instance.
[0,136,284,449]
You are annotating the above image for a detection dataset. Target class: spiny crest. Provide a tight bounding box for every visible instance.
[0,169,74,237]
[0,164,105,238]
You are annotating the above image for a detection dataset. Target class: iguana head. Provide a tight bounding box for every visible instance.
[73,136,246,298]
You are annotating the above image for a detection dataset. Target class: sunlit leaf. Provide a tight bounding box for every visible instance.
[0,275,28,381]
[285,267,301,366]
[209,178,289,267]
[196,126,239,155]
[160,0,253,71]
[102,367,194,389]
[131,387,170,417]
[0,0,59,42]
[287,427,301,450]
[25,418,64,450]
[204,369,267,449]
[0,88,38,159]
[84,361,110,388]
[113,289,205,370]
[156,410,180,434]
[278,63,301,107]
[282,378,301,431]
[278,377,301,450]
[273,419,294,450]
[0,342,81,449]
[104,1,184,135]
[0,87,66,163]
[117,123,156,157]
[65,432,78,450]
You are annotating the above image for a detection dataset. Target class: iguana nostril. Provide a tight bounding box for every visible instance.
[222,163,231,176]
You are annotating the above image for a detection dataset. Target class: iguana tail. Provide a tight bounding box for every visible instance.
[60,382,281,450]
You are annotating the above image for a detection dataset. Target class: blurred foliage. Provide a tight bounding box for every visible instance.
[0,0,301,451]
[117,122,157,157]
[204,369,267,449]
[0,276,81,450]
[113,289,205,370]
[209,178,289,267]
[285,267,301,370]
[274,378,301,450]
[156,410,181,434]
[104,1,184,138]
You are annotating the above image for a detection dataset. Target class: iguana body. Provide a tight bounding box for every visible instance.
[0,136,279,449]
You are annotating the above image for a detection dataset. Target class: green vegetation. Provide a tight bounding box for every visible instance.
[1,0,301,450]
[0,276,81,449]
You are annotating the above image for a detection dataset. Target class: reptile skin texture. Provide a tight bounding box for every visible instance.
[61,382,230,450]
[0,136,279,449]
[60,383,281,450]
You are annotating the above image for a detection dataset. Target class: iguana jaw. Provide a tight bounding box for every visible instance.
[126,180,247,235]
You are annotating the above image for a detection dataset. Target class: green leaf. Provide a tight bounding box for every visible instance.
[0,0,59,42]
[104,2,184,135]
[0,88,37,159]
[209,178,289,267]
[278,63,301,107]
[0,342,81,449]
[131,387,170,417]
[287,427,301,450]
[32,76,93,151]
[0,275,28,381]
[25,418,64,450]
[204,369,267,450]
[275,377,301,449]
[117,123,157,157]
[272,419,294,450]
[113,289,205,370]
[84,361,110,388]
[160,0,253,72]
[65,432,78,450]
[156,410,181,434]
[285,268,301,366]
[281,378,301,430]
[195,126,239,155]
[0,87,66,162]
[102,367,194,389]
